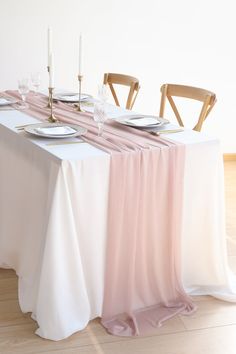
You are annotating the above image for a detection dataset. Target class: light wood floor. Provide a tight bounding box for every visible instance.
[0,161,236,354]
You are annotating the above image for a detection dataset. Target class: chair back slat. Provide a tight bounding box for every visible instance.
[103,73,140,109]
[159,84,217,132]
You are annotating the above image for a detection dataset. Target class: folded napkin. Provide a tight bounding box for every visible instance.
[35,126,76,136]
[124,116,161,127]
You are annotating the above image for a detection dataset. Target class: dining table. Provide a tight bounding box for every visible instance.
[0,91,236,341]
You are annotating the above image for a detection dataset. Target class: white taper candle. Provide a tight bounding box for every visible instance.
[79,34,82,76]
[48,27,52,67]
[49,53,54,87]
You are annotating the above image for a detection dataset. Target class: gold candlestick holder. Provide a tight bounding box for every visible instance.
[75,74,83,112]
[46,66,52,108]
[48,87,57,123]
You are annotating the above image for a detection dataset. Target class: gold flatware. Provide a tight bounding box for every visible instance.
[151,129,184,136]
[46,140,85,146]
[15,124,33,130]
[81,101,94,106]
[16,123,42,130]
[73,101,94,108]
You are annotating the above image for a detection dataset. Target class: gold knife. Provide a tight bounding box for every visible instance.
[46,140,85,146]
[151,129,184,135]
[15,124,35,130]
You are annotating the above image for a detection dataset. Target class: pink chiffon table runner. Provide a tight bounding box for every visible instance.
[5,91,196,335]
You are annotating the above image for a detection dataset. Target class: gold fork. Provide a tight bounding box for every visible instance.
[46,140,85,146]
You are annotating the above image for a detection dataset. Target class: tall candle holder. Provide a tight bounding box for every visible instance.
[48,87,57,123]
[46,66,52,108]
[76,74,83,112]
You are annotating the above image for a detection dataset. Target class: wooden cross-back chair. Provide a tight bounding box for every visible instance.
[159,84,217,132]
[103,73,140,110]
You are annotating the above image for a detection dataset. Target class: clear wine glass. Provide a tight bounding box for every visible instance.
[31,72,41,96]
[18,78,30,109]
[93,101,107,137]
[98,84,109,103]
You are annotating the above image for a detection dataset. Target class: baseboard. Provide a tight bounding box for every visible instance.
[223,154,236,161]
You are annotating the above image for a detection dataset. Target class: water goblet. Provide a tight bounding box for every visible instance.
[31,72,41,96]
[93,101,107,137]
[18,78,30,109]
[98,84,109,103]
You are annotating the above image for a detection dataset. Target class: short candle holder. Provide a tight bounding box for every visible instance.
[48,87,57,123]
[75,74,84,112]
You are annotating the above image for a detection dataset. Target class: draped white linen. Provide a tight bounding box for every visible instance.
[0,109,236,340]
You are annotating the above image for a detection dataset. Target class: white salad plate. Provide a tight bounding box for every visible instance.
[115,115,169,128]
[24,123,87,139]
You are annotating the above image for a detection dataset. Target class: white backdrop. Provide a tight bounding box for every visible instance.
[0,0,235,152]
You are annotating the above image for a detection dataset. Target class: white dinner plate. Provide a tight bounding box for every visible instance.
[0,97,18,106]
[115,115,169,128]
[53,92,92,103]
[24,123,87,139]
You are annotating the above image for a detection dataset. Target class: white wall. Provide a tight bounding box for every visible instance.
[0,0,235,152]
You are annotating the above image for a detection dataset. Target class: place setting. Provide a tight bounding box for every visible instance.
[53,92,92,104]
[113,113,184,135]
[23,122,87,139]
[14,121,87,148]
[0,96,18,106]
[0,96,19,110]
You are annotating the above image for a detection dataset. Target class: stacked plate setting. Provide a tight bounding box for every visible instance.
[115,115,169,129]
[0,97,18,106]
[53,93,91,103]
[24,123,87,139]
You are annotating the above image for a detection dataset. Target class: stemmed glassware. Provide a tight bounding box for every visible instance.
[18,78,30,109]
[93,84,108,137]
[93,101,107,137]
[98,84,109,103]
[31,72,41,96]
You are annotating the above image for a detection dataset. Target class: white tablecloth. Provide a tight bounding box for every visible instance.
[0,109,236,340]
